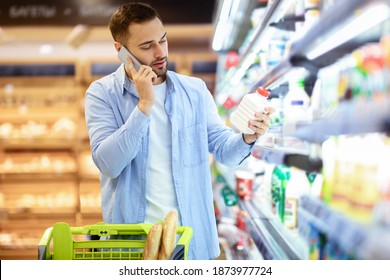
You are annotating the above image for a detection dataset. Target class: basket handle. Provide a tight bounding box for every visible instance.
[176,226,193,259]
[72,222,152,236]
[37,227,53,260]
[53,222,74,260]
[176,226,192,246]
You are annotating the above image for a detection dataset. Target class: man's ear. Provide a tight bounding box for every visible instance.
[114,41,122,52]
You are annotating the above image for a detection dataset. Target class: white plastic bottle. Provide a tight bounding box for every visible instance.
[282,78,311,136]
[284,168,311,229]
[230,87,270,134]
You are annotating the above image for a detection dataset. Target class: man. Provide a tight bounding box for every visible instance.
[84,2,274,260]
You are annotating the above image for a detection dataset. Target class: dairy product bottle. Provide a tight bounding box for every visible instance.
[230,87,270,134]
[284,168,311,229]
[283,78,311,136]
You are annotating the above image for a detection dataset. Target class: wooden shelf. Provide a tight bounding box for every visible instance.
[0,107,79,123]
[0,58,86,260]
[0,138,78,150]
[4,207,78,216]
[0,172,77,181]
[0,248,38,260]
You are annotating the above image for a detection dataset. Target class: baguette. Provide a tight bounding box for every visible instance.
[158,210,178,260]
[143,223,163,260]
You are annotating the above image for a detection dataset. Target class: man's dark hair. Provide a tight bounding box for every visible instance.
[109,2,162,44]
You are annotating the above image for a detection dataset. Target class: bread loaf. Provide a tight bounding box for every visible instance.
[158,210,178,260]
[143,223,162,260]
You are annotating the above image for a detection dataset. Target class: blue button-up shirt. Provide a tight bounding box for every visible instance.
[84,65,254,259]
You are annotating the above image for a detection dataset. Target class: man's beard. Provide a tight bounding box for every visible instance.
[151,58,168,78]
[153,66,168,78]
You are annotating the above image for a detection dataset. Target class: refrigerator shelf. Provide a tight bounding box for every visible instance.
[252,0,390,91]
[215,162,308,260]
[252,144,323,172]
[299,195,390,259]
[293,97,390,143]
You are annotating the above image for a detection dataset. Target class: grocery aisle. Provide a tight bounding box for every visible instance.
[211,0,390,260]
[1,0,390,261]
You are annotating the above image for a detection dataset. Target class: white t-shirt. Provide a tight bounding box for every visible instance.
[145,81,179,224]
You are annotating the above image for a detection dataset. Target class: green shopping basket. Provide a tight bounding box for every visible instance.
[38,222,192,260]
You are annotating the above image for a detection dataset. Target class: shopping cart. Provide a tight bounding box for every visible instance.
[38,222,192,260]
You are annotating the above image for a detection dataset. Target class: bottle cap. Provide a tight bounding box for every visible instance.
[256,87,270,98]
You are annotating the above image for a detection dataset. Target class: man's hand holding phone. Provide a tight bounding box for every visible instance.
[119,46,157,115]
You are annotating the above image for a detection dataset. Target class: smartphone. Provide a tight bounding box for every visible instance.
[117,46,142,72]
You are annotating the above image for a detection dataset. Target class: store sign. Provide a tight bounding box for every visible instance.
[0,0,215,26]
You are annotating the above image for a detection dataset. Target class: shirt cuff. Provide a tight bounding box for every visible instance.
[234,133,255,155]
[241,133,256,146]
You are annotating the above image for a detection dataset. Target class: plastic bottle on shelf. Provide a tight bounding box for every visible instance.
[271,165,291,223]
[284,168,311,229]
[255,96,283,147]
[320,137,337,204]
[230,87,271,134]
[374,136,390,227]
[329,136,351,213]
[282,77,311,137]
[348,135,382,224]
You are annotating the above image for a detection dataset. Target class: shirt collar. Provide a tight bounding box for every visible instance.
[115,64,138,97]
[166,72,175,93]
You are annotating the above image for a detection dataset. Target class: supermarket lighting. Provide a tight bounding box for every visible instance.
[230,52,257,85]
[65,24,91,49]
[212,0,242,51]
[220,0,233,22]
[39,44,53,55]
[212,22,228,51]
[212,0,233,51]
[307,3,390,60]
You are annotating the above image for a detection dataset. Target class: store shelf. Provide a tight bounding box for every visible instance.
[3,207,78,216]
[0,211,78,260]
[212,0,390,261]
[239,0,287,58]
[241,199,307,260]
[78,150,100,180]
[0,60,95,258]
[289,0,389,63]
[252,0,390,91]
[0,248,38,260]
[0,139,78,151]
[79,180,101,217]
[0,107,79,124]
[0,172,77,181]
[216,0,390,101]
[216,0,291,101]
[252,143,322,172]
[215,162,307,260]
[251,58,293,90]
[299,195,390,259]
[293,97,390,143]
